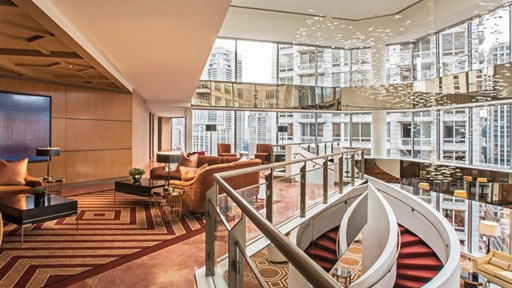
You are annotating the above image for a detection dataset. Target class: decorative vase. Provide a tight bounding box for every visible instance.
[34,193,46,207]
[132,175,142,184]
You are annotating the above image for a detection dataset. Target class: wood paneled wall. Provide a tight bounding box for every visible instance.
[0,77,132,183]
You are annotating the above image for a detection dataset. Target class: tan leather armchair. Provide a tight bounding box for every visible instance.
[254,144,273,164]
[217,143,237,157]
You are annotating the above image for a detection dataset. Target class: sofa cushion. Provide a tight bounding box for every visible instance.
[479,263,505,276]
[490,257,510,270]
[0,158,28,185]
[180,164,208,182]
[180,152,198,168]
[496,271,512,282]
[495,250,512,264]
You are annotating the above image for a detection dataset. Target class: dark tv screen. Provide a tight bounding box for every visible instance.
[0,92,51,162]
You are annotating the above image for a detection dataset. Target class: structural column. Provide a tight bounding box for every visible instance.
[371,111,387,158]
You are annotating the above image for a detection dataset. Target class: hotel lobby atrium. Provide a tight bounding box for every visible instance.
[2,0,512,287]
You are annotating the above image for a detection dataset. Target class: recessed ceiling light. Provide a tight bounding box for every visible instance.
[394,15,403,19]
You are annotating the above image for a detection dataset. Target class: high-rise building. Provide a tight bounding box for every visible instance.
[201,47,242,82]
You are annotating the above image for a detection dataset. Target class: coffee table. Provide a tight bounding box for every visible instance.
[460,271,487,288]
[114,178,166,203]
[0,194,78,246]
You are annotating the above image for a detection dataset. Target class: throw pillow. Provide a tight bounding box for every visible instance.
[180,164,208,182]
[490,257,509,270]
[0,158,28,185]
[180,151,198,168]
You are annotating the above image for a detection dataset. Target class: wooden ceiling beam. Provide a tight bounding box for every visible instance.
[53,74,110,82]
[0,58,32,76]
[0,33,51,54]
[0,48,81,59]
[0,19,53,37]
[14,62,60,68]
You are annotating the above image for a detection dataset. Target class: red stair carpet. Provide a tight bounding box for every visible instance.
[305,227,340,272]
[394,225,443,288]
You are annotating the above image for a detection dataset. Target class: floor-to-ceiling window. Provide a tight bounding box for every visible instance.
[192,110,235,155]
[200,39,237,82]
[236,111,277,156]
[471,6,511,69]
[413,111,437,161]
[413,35,437,80]
[351,113,372,154]
[440,23,469,76]
[237,40,277,84]
[351,48,372,86]
[171,118,186,151]
[386,43,413,83]
[440,109,470,164]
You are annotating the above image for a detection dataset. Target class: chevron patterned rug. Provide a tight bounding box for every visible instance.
[0,191,205,288]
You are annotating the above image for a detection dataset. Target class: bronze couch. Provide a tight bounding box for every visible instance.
[168,158,261,212]
[150,155,242,181]
[0,175,43,196]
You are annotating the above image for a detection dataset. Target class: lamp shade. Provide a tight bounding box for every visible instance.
[453,190,468,199]
[205,124,217,132]
[479,220,500,236]
[477,177,488,183]
[418,182,430,190]
[36,147,61,157]
[278,126,288,133]
[156,152,182,164]
[463,176,473,182]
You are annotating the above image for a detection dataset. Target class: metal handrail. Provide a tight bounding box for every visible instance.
[215,147,366,179]
[213,173,340,288]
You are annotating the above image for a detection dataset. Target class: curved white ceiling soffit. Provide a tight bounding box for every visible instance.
[221,0,508,48]
[33,0,232,108]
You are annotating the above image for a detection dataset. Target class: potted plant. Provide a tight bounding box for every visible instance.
[129,168,145,184]
[33,186,47,206]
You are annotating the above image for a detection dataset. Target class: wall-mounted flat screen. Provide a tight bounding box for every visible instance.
[0,92,51,162]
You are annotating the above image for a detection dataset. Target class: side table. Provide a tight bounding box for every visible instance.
[332,267,352,287]
[41,177,65,195]
[159,188,184,224]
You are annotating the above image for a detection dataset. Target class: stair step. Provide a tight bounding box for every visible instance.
[315,238,337,253]
[394,278,427,288]
[312,258,336,272]
[397,256,443,270]
[305,246,339,263]
[325,230,338,242]
[398,226,406,235]
[400,233,421,247]
[397,268,438,281]
[398,244,434,258]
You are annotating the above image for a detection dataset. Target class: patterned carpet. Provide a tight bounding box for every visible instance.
[0,191,205,288]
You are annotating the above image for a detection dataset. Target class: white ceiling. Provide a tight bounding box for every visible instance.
[232,0,420,20]
[33,0,231,114]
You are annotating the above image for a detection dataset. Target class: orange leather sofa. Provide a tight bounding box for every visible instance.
[168,158,262,212]
[0,175,43,196]
[150,155,243,181]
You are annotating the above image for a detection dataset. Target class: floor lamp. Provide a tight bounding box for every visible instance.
[36,147,61,180]
[156,152,182,193]
[479,220,500,254]
[278,125,288,145]
[205,124,217,155]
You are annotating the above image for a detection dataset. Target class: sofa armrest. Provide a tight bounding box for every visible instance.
[474,253,493,267]
[169,179,195,188]
[25,176,43,187]
[219,153,237,157]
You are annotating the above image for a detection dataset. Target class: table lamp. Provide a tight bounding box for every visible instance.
[278,125,288,144]
[205,124,217,155]
[157,152,182,192]
[453,190,468,199]
[36,147,61,180]
[479,220,500,254]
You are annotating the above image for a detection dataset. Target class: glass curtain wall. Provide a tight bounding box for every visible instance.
[472,104,511,167]
[236,111,277,156]
[351,48,372,86]
[192,110,235,155]
[440,23,469,76]
[413,35,437,80]
[386,43,413,83]
[471,6,511,69]
[351,113,372,154]
[413,111,437,161]
[387,112,413,158]
[171,118,186,151]
[237,40,277,84]
[440,109,470,164]
[200,39,237,82]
